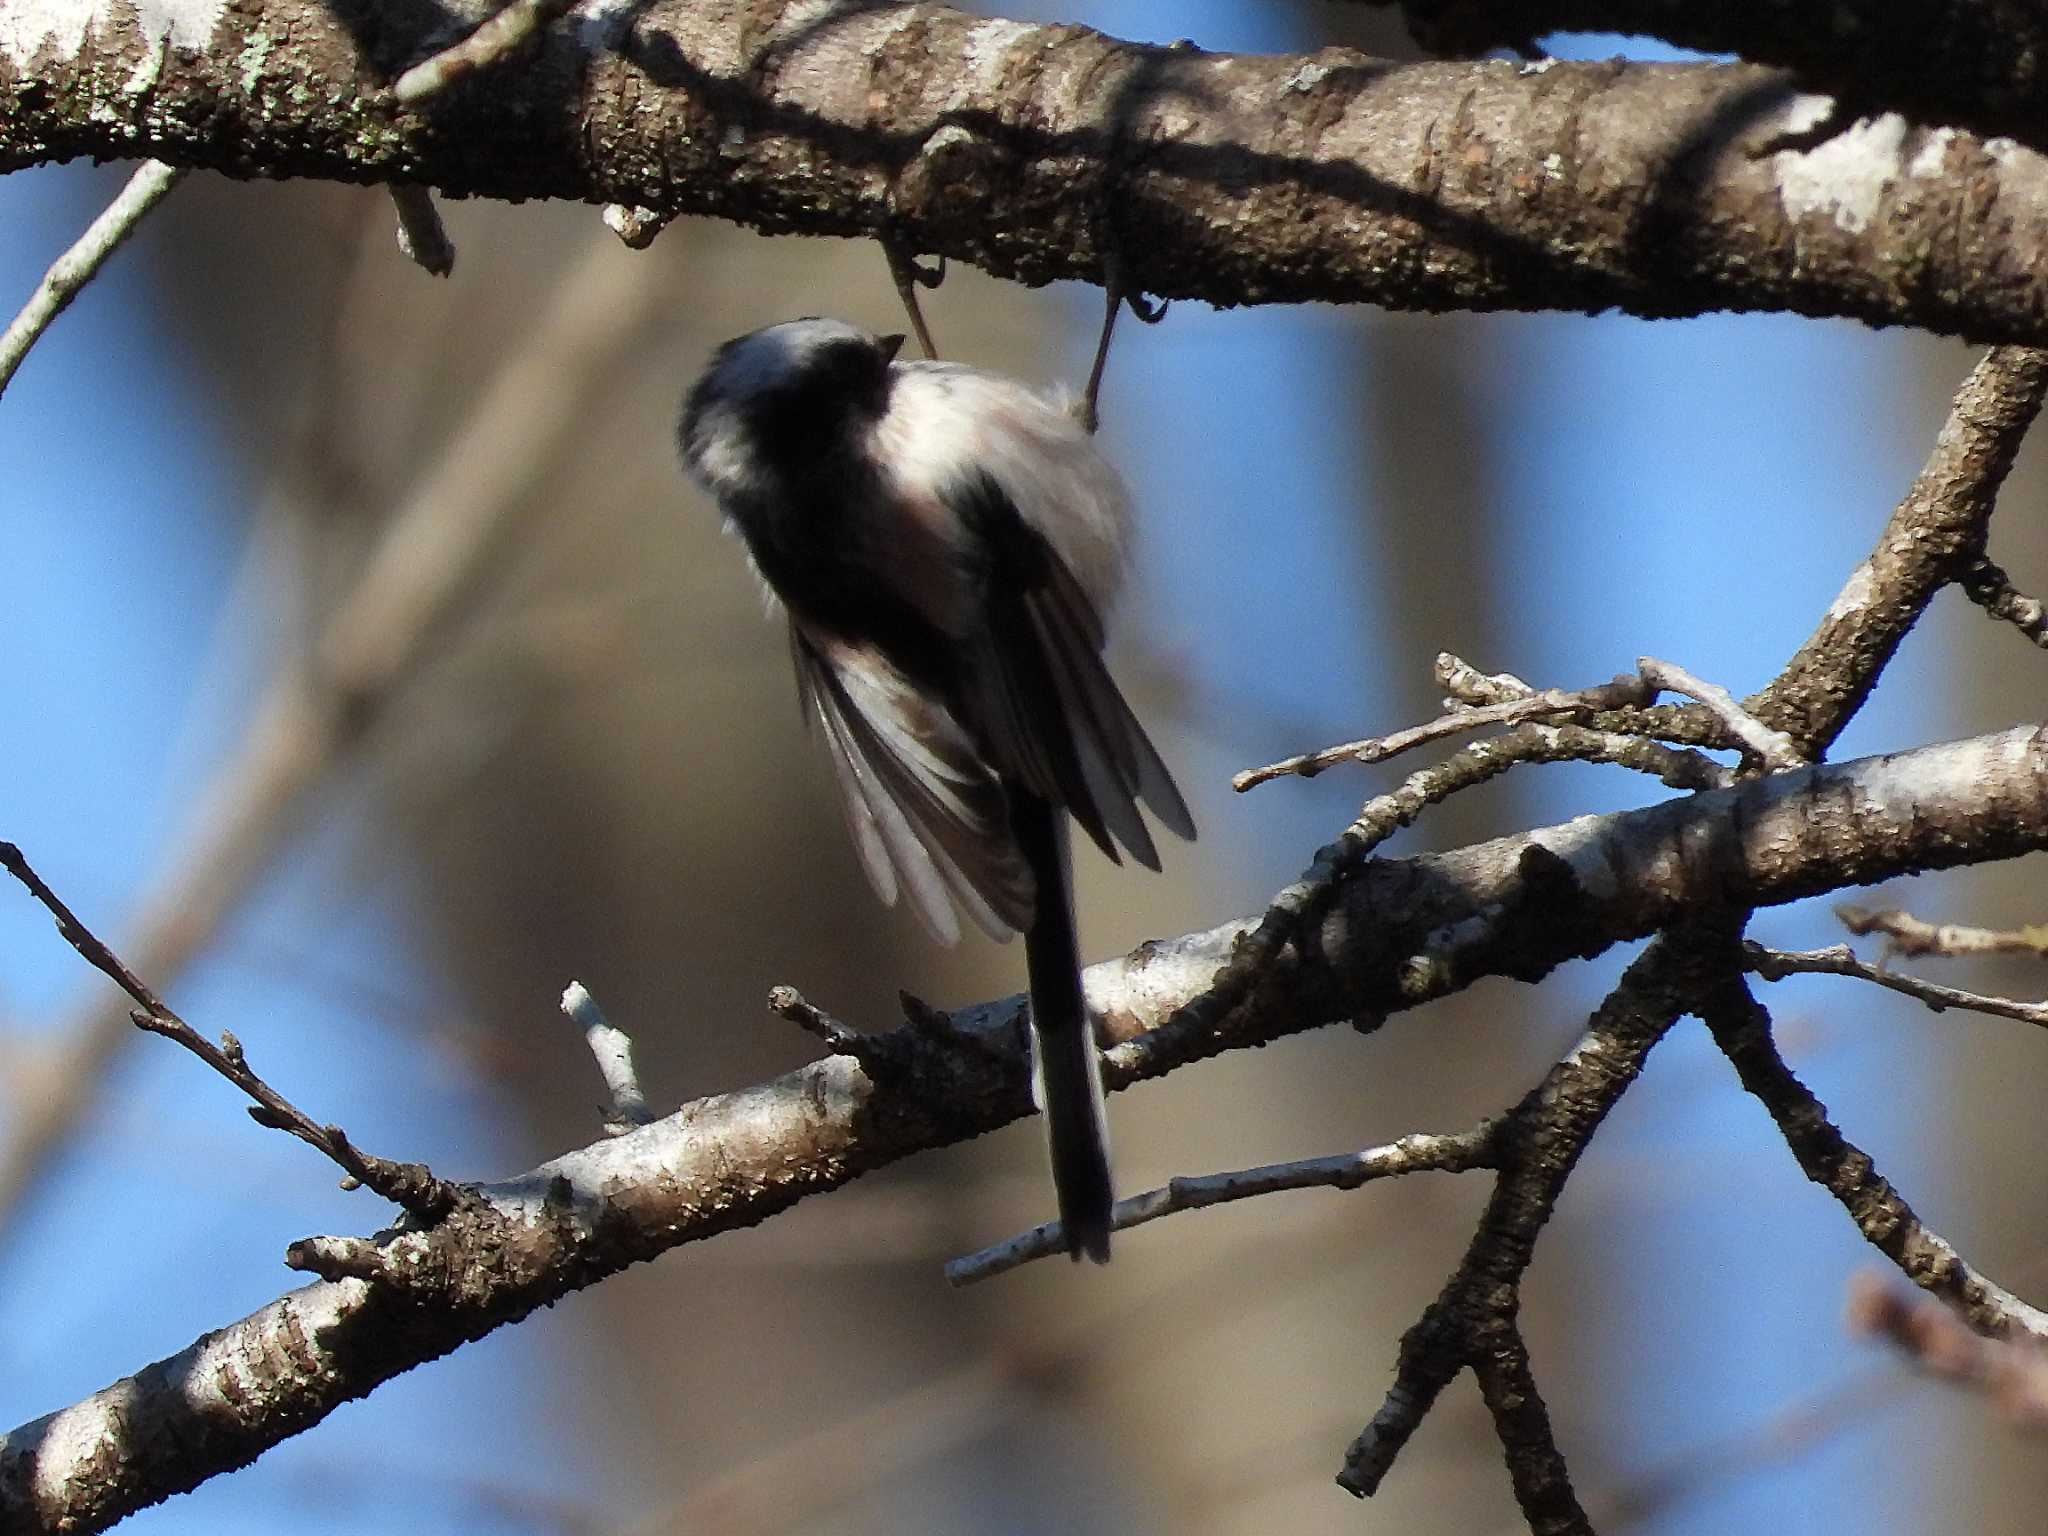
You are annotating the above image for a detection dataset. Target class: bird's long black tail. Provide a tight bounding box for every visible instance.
[1012,788,1113,1263]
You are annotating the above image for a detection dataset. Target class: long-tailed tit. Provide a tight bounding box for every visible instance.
[679,317,1194,1262]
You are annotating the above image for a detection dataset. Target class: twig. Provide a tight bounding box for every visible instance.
[1744,941,2048,1028]
[602,204,673,250]
[1434,651,1536,706]
[1635,655,1805,770]
[560,982,653,1133]
[0,160,186,398]
[393,0,581,103]
[0,232,682,1245]
[1848,1273,2048,1428]
[881,238,942,360]
[1700,964,2048,1343]
[945,1124,1497,1285]
[1838,904,2048,960]
[0,841,462,1219]
[390,185,455,276]
[1234,668,1656,790]
[1960,556,2048,649]
[768,984,877,1060]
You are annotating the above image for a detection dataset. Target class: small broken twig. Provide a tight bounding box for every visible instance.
[603,203,674,250]
[389,185,455,277]
[769,984,876,1060]
[560,981,654,1132]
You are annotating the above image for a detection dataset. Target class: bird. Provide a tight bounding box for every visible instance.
[679,317,1193,1261]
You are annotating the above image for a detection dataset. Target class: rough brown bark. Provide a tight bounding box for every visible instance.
[9,0,2048,340]
[1373,0,2048,157]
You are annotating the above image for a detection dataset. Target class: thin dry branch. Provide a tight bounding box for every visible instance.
[1838,904,2048,960]
[392,0,580,102]
[1745,941,2048,1029]
[0,841,465,1218]
[1700,967,2048,1343]
[19,5,2048,345]
[946,1124,1499,1284]
[0,159,184,397]
[1234,669,1658,789]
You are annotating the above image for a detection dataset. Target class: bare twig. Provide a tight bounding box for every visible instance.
[560,981,653,1133]
[1960,556,2048,649]
[0,841,462,1219]
[768,984,878,1060]
[1838,904,2048,960]
[1700,966,2048,1343]
[0,160,186,398]
[393,0,581,103]
[1434,651,1536,706]
[1636,655,1804,770]
[0,234,681,1243]
[602,203,673,249]
[389,185,455,276]
[1234,668,1657,790]
[1745,941,2048,1028]
[945,1124,1498,1285]
[1848,1274,2048,1428]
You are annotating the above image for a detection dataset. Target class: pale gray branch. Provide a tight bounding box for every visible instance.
[945,1124,1498,1284]
[0,159,183,398]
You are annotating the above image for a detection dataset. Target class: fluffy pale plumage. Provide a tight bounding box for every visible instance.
[679,317,1193,1260]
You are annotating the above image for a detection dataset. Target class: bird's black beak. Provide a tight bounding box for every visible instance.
[878,333,907,362]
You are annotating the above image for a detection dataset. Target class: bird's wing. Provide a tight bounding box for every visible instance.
[947,470,1196,868]
[790,623,1034,943]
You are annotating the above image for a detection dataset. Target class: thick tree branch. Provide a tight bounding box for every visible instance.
[1368,0,2048,159]
[5,722,2048,1531]
[12,3,2048,341]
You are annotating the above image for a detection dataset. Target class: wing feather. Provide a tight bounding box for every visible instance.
[791,625,1032,942]
[946,471,1196,867]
